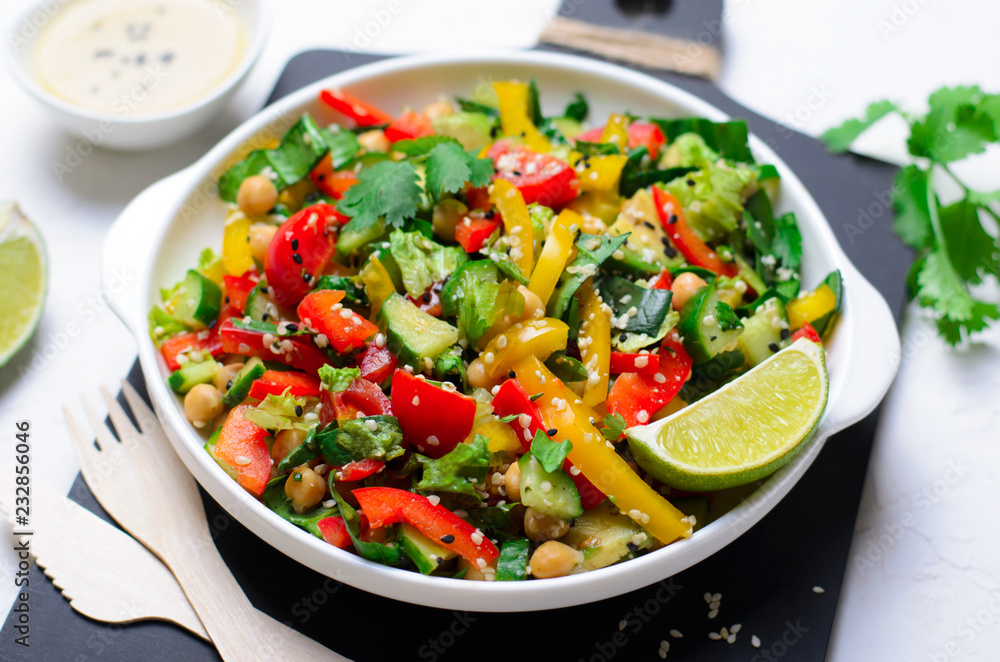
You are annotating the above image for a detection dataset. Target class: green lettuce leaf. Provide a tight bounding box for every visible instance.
[389,230,468,298]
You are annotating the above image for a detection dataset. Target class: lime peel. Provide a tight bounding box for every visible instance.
[0,202,48,368]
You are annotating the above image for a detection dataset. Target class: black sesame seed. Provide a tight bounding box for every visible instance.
[512,170,522,176]
[768,342,780,352]
[292,253,303,265]
[440,534,456,544]
[547,428,558,436]
[291,238,299,250]
[663,243,677,258]
[435,556,445,566]
[668,214,678,225]
[317,173,326,181]
[490,126,499,138]
[423,291,431,303]
[484,526,495,539]
[261,313,269,321]
[686,178,695,186]
[294,405,304,417]
[226,380,234,390]
[709,336,717,342]
[508,370,516,379]
[619,333,628,343]
[780,328,790,340]
[285,323,298,332]
[302,272,312,283]
[261,286,269,294]
[224,296,230,304]
[626,542,639,553]
[642,221,655,230]
[485,209,495,219]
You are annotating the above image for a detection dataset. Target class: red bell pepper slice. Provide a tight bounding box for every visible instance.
[297,289,378,354]
[161,330,222,372]
[650,269,674,290]
[265,204,339,307]
[356,343,398,385]
[405,285,443,317]
[319,89,393,127]
[384,110,434,142]
[219,319,332,375]
[455,212,501,253]
[652,186,738,278]
[247,370,321,401]
[463,184,491,211]
[353,487,499,565]
[310,156,361,200]
[487,140,580,208]
[222,272,258,313]
[790,322,822,345]
[212,404,271,496]
[317,516,352,549]
[576,122,666,160]
[607,330,693,429]
[491,379,605,510]
[337,458,385,482]
[390,369,476,458]
[609,352,660,376]
[320,377,392,426]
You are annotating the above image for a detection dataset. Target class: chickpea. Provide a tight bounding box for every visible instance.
[357,129,390,154]
[523,507,570,543]
[670,272,708,311]
[530,541,581,578]
[248,223,277,263]
[459,557,498,581]
[285,464,326,513]
[184,383,223,428]
[236,175,278,216]
[213,362,244,394]
[467,358,500,391]
[272,428,308,464]
[504,462,521,502]
[422,100,455,120]
[518,285,545,321]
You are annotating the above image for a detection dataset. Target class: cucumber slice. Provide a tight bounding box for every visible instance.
[312,275,369,306]
[245,282,295,324]
[560,500,650,571]
[169,270,222,328]
[398,522,457,574]
[377,292,459,367]
[496,538,531,581]
[736,297,789,368]
[204,427,239,481]
[338,218,389,257]
[221,356,266,407]
[431,112,494,151]
[166,358,220,394]
[678,281,743,364]
[518,454,583,521]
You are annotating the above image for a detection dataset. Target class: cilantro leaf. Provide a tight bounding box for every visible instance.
[528,430,572,473]
[318,365,360,394]
[334,415,405,462]
[892,165,934,249]
[424,142,493,200]
[337,160,421,230]
[771,212,803,271]
[715,302,744,332]
[564,93,589,122]
[819,100,898,153]
[598,413,627,442]
[908,86,996,163]
[939,200,1000,284]
[392,135,461,157]
[915,248,1000,344]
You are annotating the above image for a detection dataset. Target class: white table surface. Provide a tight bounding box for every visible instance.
[1,1,998,659]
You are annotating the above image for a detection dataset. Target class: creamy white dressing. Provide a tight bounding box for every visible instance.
[33,0,245,115]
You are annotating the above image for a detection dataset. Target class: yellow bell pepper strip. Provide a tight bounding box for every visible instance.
[577,279,611,407]
[479,318,568,379]
[787,284,837,330]
[567,190,622,225]
[360,255,396,320]
[569,151,629,193]
[527,209,582,306]
[511,356,691,545]
[473,418,523,454]
[492,81,551,153]
[222,213,254,276]
[490,179,535,277]
[600,113,631,153]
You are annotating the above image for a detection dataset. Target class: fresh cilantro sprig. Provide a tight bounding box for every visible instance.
[528,430,573,473]
[821,85,1000,344]
[598,413,627,441]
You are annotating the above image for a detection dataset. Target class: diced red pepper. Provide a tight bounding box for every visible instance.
[310,156,360,200]
[317,516,352,549]
[609,352,660,376]
[491,379,605,510]
[222,272,258,314]
[790,322,822,345]
[353,487,499,565]
[356,343,398,385]
[247,370,322,401]
[265,204,339,307]
[337,458,385,482]
[297,289,378,354]
[487,140,580,208]
[607,330,693,429]
[212,404,271,496]
[405,285,443,317]
[320,377,393,426]
[384,111,434,142]
[652,186,738,278]
[219,319,332,375]
[576,122,666,160]
[390,369,476,458]
[319,89,393,127]
[161,330,222,372]
[454,212,501,253]
[574,127,604,143]
[650,269,674,290]
[463,184,491,211]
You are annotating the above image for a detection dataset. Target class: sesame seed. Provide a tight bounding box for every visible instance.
[427,435,440,446]
[812,586,825,594]
[726,634,736,644]
[476,558,487,568]
[708,609,719,619]
[374,333,386,348]
[339,308,353,319]
[657,650,667,659]
[412,396,420,406]
[234,455,251,466]
[365,419,378,432]
[518,414,532,428]
[569,466,581,476]
[751,635,761,648]
[471,531,484,545]
[720,627,729,638]
[708,632,721,640]
[427,495,441,506]
[730,624,741,634]
[618,620,627,631]
[713,593,722,602]
[483,352,495,365]
[540,480,552,493]
[523,429,532,441]
[322,500,336,509]
[634,356,649,369]
[491,385,501,396]
[497,335,508,349]
[670,629,683,638]
[636,410,649,424]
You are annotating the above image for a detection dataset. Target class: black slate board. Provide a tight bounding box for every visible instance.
[1,38,910,662]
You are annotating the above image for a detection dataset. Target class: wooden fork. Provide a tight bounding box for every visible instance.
[64,382,343,661]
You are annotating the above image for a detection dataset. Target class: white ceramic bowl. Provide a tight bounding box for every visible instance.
[5,0,271,151]
[102,50,900,611]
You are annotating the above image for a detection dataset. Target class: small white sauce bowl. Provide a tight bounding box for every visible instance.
[5,0,271,151]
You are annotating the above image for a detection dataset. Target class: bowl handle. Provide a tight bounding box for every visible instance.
[102,168,195,338]
[821,267,901,434]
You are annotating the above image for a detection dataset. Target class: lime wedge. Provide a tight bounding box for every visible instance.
[626,338,828,492]
[0,203,47,368]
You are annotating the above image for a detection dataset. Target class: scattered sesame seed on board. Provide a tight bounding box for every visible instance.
[708,609,719,619]
[659,640,670,652]
[751,635,761,648]
[708,632,722,640]
[726,634,736,644]
[669,629,683,638]
[813,585,826,593]
[618,620,627,631]
[657,650,667,660]
[730,623,741,634]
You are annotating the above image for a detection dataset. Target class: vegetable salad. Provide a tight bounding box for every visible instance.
[149,80,842,581]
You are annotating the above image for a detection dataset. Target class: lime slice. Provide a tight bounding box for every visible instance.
[0,203,47,368]
[626,338,828,492]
